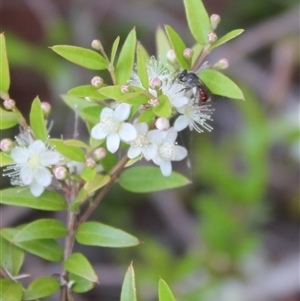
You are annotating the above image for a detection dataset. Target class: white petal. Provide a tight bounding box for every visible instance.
[134,122,148,134]
[165,128,178,143]
[30,181,44,197]
[41,150,60,166]
[100,107,113,119]
[119,123,137,142]
[91,123,108,140]
[171,95,189,108]
[20,165,34,185]
[34,167,52,186]
[114,103,131,121]
[10,147,29,164]
[174,115,189,132]
[152,154,162,165]
[174,145,188,161]
[147,130,163,145]
[107,133,120,153]
[128,146,142,159]
[29,140,46,153]
[143,144,157,161]
[160,160,172,176]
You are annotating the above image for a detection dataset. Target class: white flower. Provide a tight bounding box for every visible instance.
[161,78,190,108]
[91,103,137,153]
[127,123,157,160]
[149,127,188,176]
[5,134,60,197]
[174,100,213,133]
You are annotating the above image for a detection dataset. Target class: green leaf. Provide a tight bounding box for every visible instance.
[49,139,85,162]
[1,219,67,243]
[209,29,244,51]
[136,42,149,90]
[0,279,23,301]
[118,92,150,105]
[0,108,22,129]
[119,166,191,193]
[69,274,94,293]
[84,174,111,194]
[51,45,107,70]
[0,33,10,92]
[110,36,120,66]
[64,139,89,149]
[98,85,123,100]
[0,152,14,167]
[158,279,176,301]
[153,95,172,117]
[156,27,172,67]
[138,109,155,123]
[70,188,88,212]
[120,263,137,301]
[115,28,136,84]
[101,151,117,173]
[23,277,60,300]
[164,25,189,70]
[16,239,63,262]
[80,105,104,124]
[183,0,211,45]
[0,236,25,276]
[191,43,204,66]
[64,253,98,283]
[76,222,140,248]
[29,97,47,141]
[61,94,96,111]
[199,69,245,100]
[0,188,68,211]
[81,166,97,182]
[68,85,106,99]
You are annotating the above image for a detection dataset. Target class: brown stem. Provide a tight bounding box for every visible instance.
[191,44,211,72]
[78,155,129,225]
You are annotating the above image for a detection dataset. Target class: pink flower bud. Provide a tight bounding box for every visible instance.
[93,147,106,160]
[0,139,13,152]
[41,102,51,116]
[91,76,103,87]
[167,49,177,64]
[150,77,162,90]
[210,14,221,30]
[214,58,229,69]
[148,98,159,107]
[54,166,67,180]
[91,39,103,51]
[208,32,218,44]
[3,99,15,110]
[183,48,194,59]
[86,158,96,167]
[121,85,131,93]
[155,117,170,131]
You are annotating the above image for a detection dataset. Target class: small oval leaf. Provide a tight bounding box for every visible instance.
[49,139,85,162]
[209,29,244,51]
[51,45,107,70]
[0,108,22,129]
[76,222,140,248]
[158,279,176,301]
[29,96,47,141]
[119,166,191,192]
[84,174,111,195]
[110,36,120,66]
[0,33,10,92]
[64,253,98,283]
[199,69,245,100]
[156,27,172,67]
[23,277,60,300]
[0,188,68,211]
[68,85,106,99]
[136,43,149,90]
[120,263,137,301]
[0,279,23,301]
[69,274,94,293]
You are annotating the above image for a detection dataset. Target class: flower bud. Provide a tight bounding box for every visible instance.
[121,85,131,93]
[183,48,194,60]
[91,39,103,51]
[86,158,96,167]
[155,117,170,131]
[148,98,159,107]
[41,102,51,117]
[166,49,177,64]
[150,77,162,90]
[3,99,16,110]
[210,14,221,30]
[93,147,106,161]
[208,32,218,44]
[91,76,103,87]
[214,58,229,70]
[54,166,67,180]
[0,138,13,152]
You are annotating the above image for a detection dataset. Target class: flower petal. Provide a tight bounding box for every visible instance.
[10,147,29,164]
[174,145,188,161]
[41,150,61,166]
[119,123,137,142]
[20,165,34,185]
[106,133,120,153]
[114,103,131,121]
[34,167,52,186]
[174,115,189,132]
[30,181,45,197]
[134,122,148,134]
[143,144,157,161]
[160,160,172,176]
[28,140,46,153]
[165,128,178,143]
[128,146,142,159]
[100,107,113,119]
[91,123,108,140]
[171,95,189,108]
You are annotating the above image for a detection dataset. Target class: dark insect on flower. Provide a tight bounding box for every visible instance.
[176,69,211,104]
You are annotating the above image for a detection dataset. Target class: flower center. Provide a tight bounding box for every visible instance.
[130,133,150,148]
[101,115,121,134]
[158,142,176,160]
[28,154,42,168]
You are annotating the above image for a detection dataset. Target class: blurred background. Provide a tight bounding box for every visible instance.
[1,0,299,300]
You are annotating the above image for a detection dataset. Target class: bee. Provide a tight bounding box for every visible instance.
[176,69,211,104]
